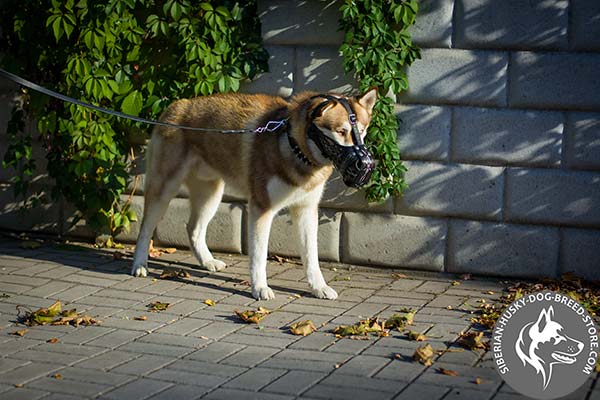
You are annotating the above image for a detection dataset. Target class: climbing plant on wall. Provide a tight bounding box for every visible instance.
[0,0,268,235]
[339,0,420,201]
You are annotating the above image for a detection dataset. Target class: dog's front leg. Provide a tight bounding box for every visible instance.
[248,202,276,300]
[291,204,338,300]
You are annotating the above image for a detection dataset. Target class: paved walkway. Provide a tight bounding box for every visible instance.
[0,235,597,400]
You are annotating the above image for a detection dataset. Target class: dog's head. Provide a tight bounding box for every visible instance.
[515,306,584,389]
[304,89,377,188]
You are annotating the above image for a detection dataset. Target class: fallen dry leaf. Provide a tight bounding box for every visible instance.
[406,331,427,341]
[204,299,216,306]
[413,343,435,366]
[134,316,147,321]
[235,308,270,324]
[474,377,483,385]
[46,338,59,344]
[148,301,171,312]
[21,240,41,249]
[14,383,24,388]
[391,273,408,280]
[451,281,460,286]
[385,311,414,331]
[438,367,459,377]
[52,373,63,380]
[12,329,28,337]
[95,234,124,249]
[332,317,386,338]
[458,331,489,350]
[159,269,190,279]
[163,247,177,254]
[289,320,317,336]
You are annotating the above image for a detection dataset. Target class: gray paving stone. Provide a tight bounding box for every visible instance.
[85,329,144,348]
[400,49,508,107]
[334,355,390,377]
[303,383,395,400]
[148,368,228,388]
[0,387,50,400]
[52,285,102,302]
[110,354,174,375]
[324,338,373,355]
[396,161,504,219]
[565,113,600,170]
[103,377,172,400]
[505,168,600,227]
[220,346,281,368]
[393,384,450,400]
[448,220,560,278]
[9,349,93,366]
[454,0,568,50]
[204,388,294,400]
[147,384,208,400]
[396,105,451,161]
[571,0,600,51]
[288,333,337,351]
[26,281,74,298]
[321,374,406,394]
[224,367,288,391]
[117,341,194,357]
[168,359,247,378]
[452,107,563,167]
[185,341,245,363]
[561,228,600,281]
[0,362,62,385]
[259,357,338,373]
[262,370,325,395]
[373,359,427,382]
[28,377,111,397]
[75,350,139,370]
[342,213,446,271]
[188,321,241,340]
[509,52,600,110]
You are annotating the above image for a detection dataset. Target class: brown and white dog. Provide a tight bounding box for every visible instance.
[131,89,377,300]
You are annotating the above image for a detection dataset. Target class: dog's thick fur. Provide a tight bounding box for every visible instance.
[515,306,584,389]
[131,89,377,300]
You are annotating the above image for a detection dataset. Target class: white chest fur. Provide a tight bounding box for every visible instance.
[266,176,323,211]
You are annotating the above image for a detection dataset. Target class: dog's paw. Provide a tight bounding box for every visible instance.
[252,286,275,300]
[312,285,338,300]
[132,264,148,277]
[204,259,226,272]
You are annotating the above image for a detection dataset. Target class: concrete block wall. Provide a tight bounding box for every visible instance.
[1,0,599,281]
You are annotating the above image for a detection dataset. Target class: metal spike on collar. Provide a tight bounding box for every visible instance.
[287,134,314,166]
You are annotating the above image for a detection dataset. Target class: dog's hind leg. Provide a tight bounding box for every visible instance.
[248,202,276,300]
[131,138,190,277]
[186,177,226,272]
[290,203,338,300]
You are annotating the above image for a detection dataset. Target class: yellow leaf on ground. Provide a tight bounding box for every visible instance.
[204,299,216,306]
[52,373,63,380]
[406,331,427,341]
[289,320,317,336]
[148,301,170,312]
[413,344,435,366]
[13,329,28,337]
[438,367,459,376]
[46,338,59,344]
[134,316,147,321]
[235,308,270,324]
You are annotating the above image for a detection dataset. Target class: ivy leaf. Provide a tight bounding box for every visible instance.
[121,90,143,116]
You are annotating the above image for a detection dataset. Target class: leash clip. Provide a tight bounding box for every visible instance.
[254,119,287,134]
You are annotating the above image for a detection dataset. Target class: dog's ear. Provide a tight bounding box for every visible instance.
[535,307,553,333]
[310,98,337,120]
[357,88,378,114]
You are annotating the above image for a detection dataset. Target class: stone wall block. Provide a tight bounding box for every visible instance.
[241,46,294,97]
[295,46,357,94]
[410,0,454,48]
[259,0,344,45]
[561,228,600,281]
[396,161,504,219]
[341,213,446,271]
[155,198,243,253]
[505,168,600,227]
[399,49,508,107]
[564,113,600,170]
[454,0,568,50]
[448,220,560,278]
[571,0,600,51]
[268,209,340,261]
[452,107,563,167]
[396,105,451,161]
[509,52,600,110]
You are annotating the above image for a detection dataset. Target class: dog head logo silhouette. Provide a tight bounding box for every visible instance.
[515,306,584,390]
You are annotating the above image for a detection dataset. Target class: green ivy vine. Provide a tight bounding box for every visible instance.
[0,0,268,235]
[339,0,420,201]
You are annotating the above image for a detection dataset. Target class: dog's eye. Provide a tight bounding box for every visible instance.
[337,129,347,136]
